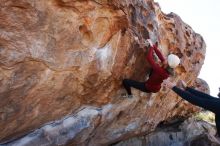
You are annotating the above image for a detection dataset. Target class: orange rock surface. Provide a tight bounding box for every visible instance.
[0,0,207,145]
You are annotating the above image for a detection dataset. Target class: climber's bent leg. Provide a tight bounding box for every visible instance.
[123,79,148,95]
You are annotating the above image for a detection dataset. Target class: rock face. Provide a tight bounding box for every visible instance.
[114,118,220,146]
[0,0,207,145]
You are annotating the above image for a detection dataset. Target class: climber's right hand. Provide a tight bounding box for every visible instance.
[147,39,153,47]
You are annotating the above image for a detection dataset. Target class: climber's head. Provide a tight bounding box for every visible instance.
[163,54,180,76]
[167,54,180,68]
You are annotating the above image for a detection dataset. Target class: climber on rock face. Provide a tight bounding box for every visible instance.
[122,39,180,97]
[163,80,220,138]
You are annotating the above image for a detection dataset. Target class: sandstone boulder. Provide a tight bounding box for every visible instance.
[0,0,207,145]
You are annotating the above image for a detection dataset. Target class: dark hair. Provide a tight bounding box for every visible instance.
[166,66,175,76]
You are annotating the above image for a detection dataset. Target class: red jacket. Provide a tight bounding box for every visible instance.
[145,45,169,92]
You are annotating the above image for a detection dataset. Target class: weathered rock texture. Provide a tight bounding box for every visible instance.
[114,117,220,146]
[0,0,207,145]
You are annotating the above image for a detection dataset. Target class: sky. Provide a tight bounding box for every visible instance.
[155,0,220,96]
